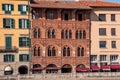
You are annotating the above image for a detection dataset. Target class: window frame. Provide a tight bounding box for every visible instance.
[99,14,106,21]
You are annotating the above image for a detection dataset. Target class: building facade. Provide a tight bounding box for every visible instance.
[90,1,120,71]
[30,0,91,73]
[0,0,30,75]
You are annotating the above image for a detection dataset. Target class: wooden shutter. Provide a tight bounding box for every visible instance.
[19,54,23,61]
[11,19,15,28]
[19,37,22,47]
[19,19,22,28]
[27,38,30,47]
[2,4,5,10]
[27,54,29,61]
[11,4,14,11]
[3,18,6,28]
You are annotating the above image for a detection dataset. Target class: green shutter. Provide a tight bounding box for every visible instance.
[18,5,22,11]
[19,19,22,28]
[2,4,5,10]
[11,19,14,28]
[26,5,29,11]
[5,36,12,49]
[19,37,22,47]
[19,54,23,61]
[11,4,14,11]
[27,54,29,61]
[3,18,6,28]
[27,19,30,28]
[12,55,14,62]
[27,38,30,47]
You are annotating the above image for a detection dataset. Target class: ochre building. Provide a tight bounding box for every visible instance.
[0,0,30,75]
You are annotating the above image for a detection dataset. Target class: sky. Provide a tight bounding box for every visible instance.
[105,0,120,3]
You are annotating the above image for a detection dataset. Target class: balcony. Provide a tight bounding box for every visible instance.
[0,46,18,53]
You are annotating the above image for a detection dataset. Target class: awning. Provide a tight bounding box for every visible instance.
[5,66,13,71]
[46,67,60,70]
[31,68,44,71]
[76,68,90,72]
[91,66,99,71]
[101,65,110,70]
[110,64,120,69]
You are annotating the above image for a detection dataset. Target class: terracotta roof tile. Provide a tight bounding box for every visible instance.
[80,1,120,7]
[30,1,91,9]
[30,1,120,8]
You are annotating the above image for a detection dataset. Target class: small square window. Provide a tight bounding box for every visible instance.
[64,13,68,20]
[111,28,116,36]
[99,14,106,21]
[111,14,115,21]
[99,28,106,36]
[78,14,82,21]
[111,41,116,48]
[99,41,106,48]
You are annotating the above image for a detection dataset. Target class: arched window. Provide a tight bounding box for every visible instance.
[77,47,84,56]
[52,47,56,56]
[83,30,86,39]
[38,28,40,38]
[48,47,51,56]
[76,30,79,39]
[48,29,51,38]
[67,47,70,56]
[34,29,37,38]
[81,47,84,56]
[61,30,64,39]
[63,46,70,56]
[65,30,68,39]
[34,47,36,56]
[52,29,55,38]
[63,47,66,56]
[69,30,72,39]
[38,47,40,56]
[79,30,82,39]
[48,46,56,56]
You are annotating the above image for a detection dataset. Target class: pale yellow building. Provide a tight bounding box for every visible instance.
[0,0,30,75]
[90,1,120,70]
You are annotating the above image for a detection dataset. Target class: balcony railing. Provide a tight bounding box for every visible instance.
[0,46,18,53]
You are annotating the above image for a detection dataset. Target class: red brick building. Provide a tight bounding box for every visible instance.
[30,0,91,73]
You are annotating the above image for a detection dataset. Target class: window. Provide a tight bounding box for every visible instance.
[111,41,116,48]
[34,12,39,19]
[111,14,115,21]
[110,55,118,61]
[48,46,56,56]
[2,4,14,14]
[90,55,97,61]
[34,46,40,56]
[99,28,106,36]
[100,55,107,61]
[61,29,72,39]
[4,54,14,62]
[64,13,68,20]
[3,18,14,28]
[99,14,106,21]
[78,14,82,21]
[50,12,54,20]
[19,19,30,29]
[111,28,116,36]
[19,54,29,62]
[19,37,30,47]
[18,5,28,14]
[47,29,55,38]
[99,41,106,48]
[76,30,86,39]
[63,46,70,56]
[77,47,84,56]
